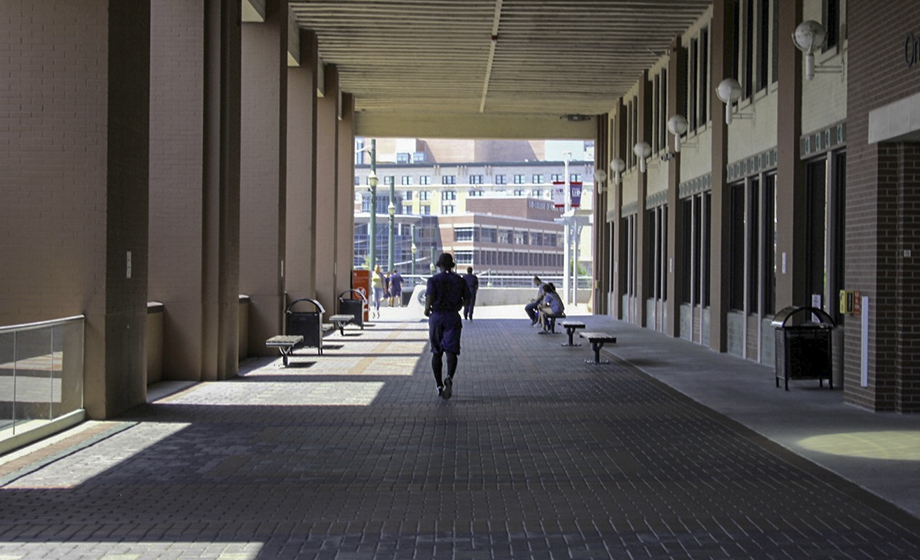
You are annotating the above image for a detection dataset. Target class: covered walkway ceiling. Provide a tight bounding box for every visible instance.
[289,0,711,139]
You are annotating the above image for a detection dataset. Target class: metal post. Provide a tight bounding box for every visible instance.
[368,139,377,270]
[411,224,417,278]
[388,176,395,271]
[563,152,572,304]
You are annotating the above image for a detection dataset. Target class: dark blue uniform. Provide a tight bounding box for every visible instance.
[426,271,470,355]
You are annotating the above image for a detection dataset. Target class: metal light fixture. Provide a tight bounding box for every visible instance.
[634,142,652,173]
[367,172,378,189]
[716,79,743,125]
[610,158,626,185]
[792,20,844,81]
[667,114,697,152]
[593,169,607,194]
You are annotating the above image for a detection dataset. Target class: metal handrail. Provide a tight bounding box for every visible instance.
[0,314,85,335]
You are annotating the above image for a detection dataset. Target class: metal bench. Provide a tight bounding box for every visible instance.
[265,335,303,367]
[559,320,585,347]
[539,311,566,333]
[328,314,353,336]
[579,331,617,364]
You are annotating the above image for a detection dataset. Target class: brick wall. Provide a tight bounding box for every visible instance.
[846,0,920,411]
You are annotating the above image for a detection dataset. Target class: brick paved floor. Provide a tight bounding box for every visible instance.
[1,313,919,559]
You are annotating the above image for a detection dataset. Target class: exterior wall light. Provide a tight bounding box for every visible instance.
[610,158,626,185]
[634,142,652,173]
[667,114,697,152]
[593,169,607,194]
[792,20,845,81]
[715,79,754,125]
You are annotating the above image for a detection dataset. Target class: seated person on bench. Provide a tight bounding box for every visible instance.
[537,283,565,333]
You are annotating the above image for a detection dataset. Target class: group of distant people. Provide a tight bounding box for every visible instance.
[371,265,404,318]
[524,275,564,332]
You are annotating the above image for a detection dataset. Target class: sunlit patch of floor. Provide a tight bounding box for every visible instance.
[160,381,385,407]
[798,431,920,461]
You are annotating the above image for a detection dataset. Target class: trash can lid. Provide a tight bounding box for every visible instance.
[771,306,835,328]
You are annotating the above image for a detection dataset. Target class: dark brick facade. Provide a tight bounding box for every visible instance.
[846,0,920,411]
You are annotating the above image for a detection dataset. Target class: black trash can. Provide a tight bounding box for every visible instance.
[772,306,836,391]
[337,290,366,329]
[286,298,326,354]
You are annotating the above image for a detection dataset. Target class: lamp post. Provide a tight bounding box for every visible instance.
[367,140,378,270]
[562,151,572,305]
[387,176,395,272]
[410,224,417,278]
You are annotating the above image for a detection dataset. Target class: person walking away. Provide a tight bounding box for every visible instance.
[424,253,471,400]
[537,283,565,333]
[461,266,479,320]
[389,269,403,307]
[524,276,547,326]
[382,270,391,308]
[372,265,385,318]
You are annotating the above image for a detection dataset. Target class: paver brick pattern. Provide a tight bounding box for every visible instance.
[1,316,919,559]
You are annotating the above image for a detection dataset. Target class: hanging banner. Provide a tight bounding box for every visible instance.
[570,182,583,208]
[552,181,566,208]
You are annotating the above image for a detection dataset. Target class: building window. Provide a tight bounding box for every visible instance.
[383,176,394,186]
[532,232,543,246]
[570,174,582,183]
[354,176,360,186]
[419,191,430,201]
[689,37,698,130]
[730,183,745,311]
[441,205,455,215]
[455,227,476,242]
[420,205,430,215]
[470,174,483,184]
[402,205,413,215]
[442,190,457,200]
[748,177,760,313]
[455,251,474,265]
[495,174,507,184]
[823,0,840,51]
[403,191,413,201]
[397,152,410,163]
[420,175,431,185]
[401,175,413,185]
[413,152,426,163]
[468,189,483,197]
[513,174,525,184]
[442,175,456,185]
[513,189,524,196]
[533,174,544,184]
[551,174,563,182]
[699,27,709,125]
[532,189,542,198]
[757,0,770,92]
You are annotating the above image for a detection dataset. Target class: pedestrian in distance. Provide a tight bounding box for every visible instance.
[372,265,385,318]
[524,275,547,326]
[389,269,403,307]
[424,253,471,400]
[461,266,479,320]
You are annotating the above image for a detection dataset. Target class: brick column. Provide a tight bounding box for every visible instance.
[707,0,736,352]
[666,37,687,338]
[0,1,151,418]
[149,0,207,381]
[775,0,806,310]
[203,0,242,379]
[336,94,356,302]
[240,0,288,355]
[314,65,340,315]
[612,99,628,320]
[635,71,651,327]
[285,30,319,303]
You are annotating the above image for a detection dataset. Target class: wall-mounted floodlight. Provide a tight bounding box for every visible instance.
[793,20,844,80]
[610,158,626,185]
[593,169,607,194]
[634,142,652,173]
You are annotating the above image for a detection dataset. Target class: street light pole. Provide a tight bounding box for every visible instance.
[387,175,395,272]
[562,151,572,305]
[410,224,417,278]
[368,140,377,270]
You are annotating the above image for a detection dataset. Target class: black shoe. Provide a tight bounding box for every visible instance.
[437,385,444,398]
[441,376,452,399]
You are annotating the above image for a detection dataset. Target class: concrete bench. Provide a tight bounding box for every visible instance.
[559,320,585,347]
[265,335,304,367]
[328,314,353,336]
[579,332,617,364]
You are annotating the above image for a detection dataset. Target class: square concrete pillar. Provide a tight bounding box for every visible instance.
[285,30,319,303]
[0,1,151,418]
[336,94,356,304]
[314,65,340,315]
[241,0,288,355]
[666,37,687,338]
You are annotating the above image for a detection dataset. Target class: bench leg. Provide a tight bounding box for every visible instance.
[585,341,610,364]
[562,328,582,347]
